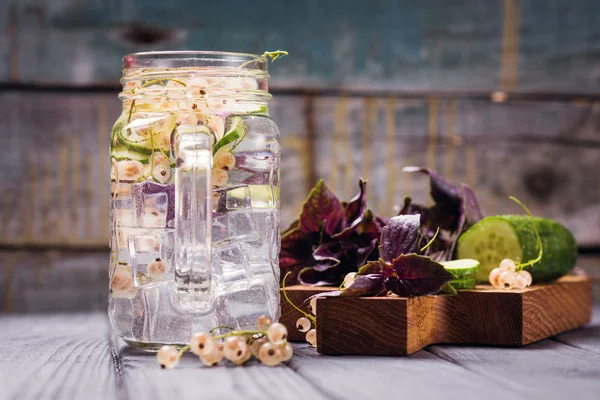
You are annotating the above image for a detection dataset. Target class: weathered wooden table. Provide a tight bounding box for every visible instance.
[1,306,598,400]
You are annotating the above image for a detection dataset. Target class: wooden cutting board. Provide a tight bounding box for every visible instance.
[280,274,592,356]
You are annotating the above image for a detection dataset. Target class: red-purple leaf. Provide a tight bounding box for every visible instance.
[299,180,345,236]
[333,209,383,247]
[387,254,455,297]
[461,183,483,225]
[344,179,367,227]
[279,228,315,283]
[379,214,420,262]
[298,266,344,286]
[340,274,387,297]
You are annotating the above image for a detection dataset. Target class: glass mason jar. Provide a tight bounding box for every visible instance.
[108,51,281,349]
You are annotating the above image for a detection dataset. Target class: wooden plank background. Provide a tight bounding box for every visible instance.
[0,0,599,311]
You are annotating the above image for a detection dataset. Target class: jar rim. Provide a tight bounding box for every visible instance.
[123,51,268,71]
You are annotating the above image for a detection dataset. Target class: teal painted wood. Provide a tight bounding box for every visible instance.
[1,0,599,91]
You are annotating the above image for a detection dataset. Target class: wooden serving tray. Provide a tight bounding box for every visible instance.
[280,274,592,356]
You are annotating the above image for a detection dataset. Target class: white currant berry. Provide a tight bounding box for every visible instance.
[213,150,236,171]
[251,337,268,359]
[306,329,317,347]
[258,342,281,367]
[267,323,288,345]
[499,258,516,272]
[256,315,272,331]
[146,258,168,280]
[296,317,311,333]
[499,271,516,289]
[223,336,248,362]
[116,159,144,182]
[156,345,180,369]
[513,273,529,289]
[189,332,215,357]
[488,267,503,288]
[111,266,132,291]
[280,342,294,362]
[230,344,252,365]
[517,270,533,286]
[212,168,228,186]
[342,272,356,288]
[200,343,224,367]
[152,164,171,184]
[309,297,317,316]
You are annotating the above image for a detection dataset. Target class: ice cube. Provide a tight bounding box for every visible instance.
[127,232,161,287]
[213,244,248,284]
[132,181,175,228]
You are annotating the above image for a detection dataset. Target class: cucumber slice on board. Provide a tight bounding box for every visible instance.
[457,215,577,283]
[440,259,480,278]
[449,278,477,290]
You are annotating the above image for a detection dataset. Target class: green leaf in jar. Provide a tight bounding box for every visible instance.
[213,115,247,155]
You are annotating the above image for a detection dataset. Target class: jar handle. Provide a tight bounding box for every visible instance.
[172,125,213,313]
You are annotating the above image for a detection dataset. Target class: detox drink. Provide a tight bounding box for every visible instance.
[108,52,281,349]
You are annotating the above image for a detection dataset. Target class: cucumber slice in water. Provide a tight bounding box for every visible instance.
[457,215,577,283]
[440,259,480,278]
[213,116,247,155]
[449,278,477,290]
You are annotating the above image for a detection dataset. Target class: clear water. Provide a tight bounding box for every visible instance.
[109,104,281,348]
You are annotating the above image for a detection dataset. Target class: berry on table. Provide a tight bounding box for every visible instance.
[309,297,317,316]
[223,336,248,362]
[200,343,224,367]
[499,270,516,289]
[230,345,252,366]
[280,342,294,362]
[517,270,533,286]
[341,272,356,288]
[156,345,180,369]
[258,342,281,367]
[251,337,268,359]
[306,329,317,347]
[513,273,529,289]
[266,323,288,345]
[189,332,215,357]
[255,315,272,331]
[296,317,311,333]
[499,258,516,272]
[488,267,503,288]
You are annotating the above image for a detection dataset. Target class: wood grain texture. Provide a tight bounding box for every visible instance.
[1,0,599,92]
[0,313,116,400]
[305,275,592,355]
[0,308,599,400]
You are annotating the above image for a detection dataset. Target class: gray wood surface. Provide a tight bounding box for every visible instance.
[0,306,598,400]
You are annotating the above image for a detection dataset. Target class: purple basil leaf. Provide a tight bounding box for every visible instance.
[312,259,341,272]
[461,183,483,226]
[279,228,315,284]
[379,214,421,262]
[298,265,345,286]
[340,274,387,297]
[344,179,367,227]
[333,209,383,247]
[387,253,455,297]
[403,167,462,210]
[357,260,384,275]
[355,239,379,268]
[357,259,396,277]
[299,180,345,236]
